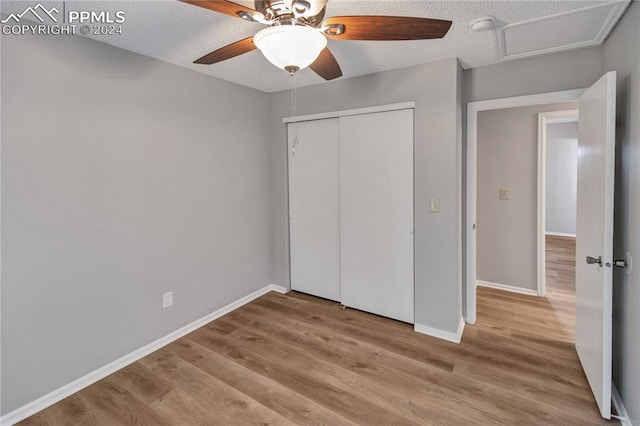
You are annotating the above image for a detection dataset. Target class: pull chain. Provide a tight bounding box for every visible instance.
[291,72,299,157]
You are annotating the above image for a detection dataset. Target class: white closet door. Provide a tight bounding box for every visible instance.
[288,119,341,301]
[339,109,414,323]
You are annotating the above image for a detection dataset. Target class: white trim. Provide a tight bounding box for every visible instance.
[601,71,617,419]
[465,89,584,324]
[0,29,3,426]
[495,2,630,62]
[538,112,547,297]
[414,318,465,344]
[612,383,633,426]
[267,284,289,294]
[469,90,584,113]
[282,102,415,123]
[477,280,539,297]
[0,284,288,426]
[546,116,579,125]
[538,109,579,297]
[465,101,478,324]
[545,231,577,238]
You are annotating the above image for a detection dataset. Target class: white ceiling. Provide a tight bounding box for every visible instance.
[1,0,626,92]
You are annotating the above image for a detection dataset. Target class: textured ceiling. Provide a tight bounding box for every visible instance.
[1,0,622,92]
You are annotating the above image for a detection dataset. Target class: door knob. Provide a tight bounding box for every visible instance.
[586,255,602,266]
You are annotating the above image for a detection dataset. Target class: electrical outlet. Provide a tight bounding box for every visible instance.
[429,198,440,213]
[499,188,510,200]
[162,291,173,309]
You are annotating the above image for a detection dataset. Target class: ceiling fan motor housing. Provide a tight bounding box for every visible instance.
[283,0,327,18]
[256,0,327,25]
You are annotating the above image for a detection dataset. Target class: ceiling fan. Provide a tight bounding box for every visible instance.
[181,0,452,80]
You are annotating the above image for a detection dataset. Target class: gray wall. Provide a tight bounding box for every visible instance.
[268,58,463,333]
[1,33,270,414]
[476,102,577,291]
[546,122,578,235]
[464,47,603,103]
[603,1,640,423]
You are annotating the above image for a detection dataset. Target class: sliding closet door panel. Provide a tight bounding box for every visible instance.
[340,109,414,323]
[288,119,341,301]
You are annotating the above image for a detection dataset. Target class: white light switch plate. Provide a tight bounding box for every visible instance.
[430,198,440,213]
[499,188,510,200]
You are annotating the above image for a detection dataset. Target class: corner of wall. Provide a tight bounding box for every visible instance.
[456,59,464,322]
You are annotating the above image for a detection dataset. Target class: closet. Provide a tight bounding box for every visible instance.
[287,106,414,323]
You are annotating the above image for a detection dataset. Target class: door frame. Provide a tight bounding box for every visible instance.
[537,109,579,297]
[465,89,585,324]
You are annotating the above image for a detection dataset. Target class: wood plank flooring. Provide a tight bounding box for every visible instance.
[542,235,578,341]
[546,235,577,293]
[21,235,613,425]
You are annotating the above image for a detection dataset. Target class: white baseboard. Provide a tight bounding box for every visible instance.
[545,231,576,238]
[0,284,288,426]
[612,383,633,425]
[268,284,289,294]
[477,280,539,297]
[414,317,465,344]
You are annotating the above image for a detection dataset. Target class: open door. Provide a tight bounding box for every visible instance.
[575,71,616,419]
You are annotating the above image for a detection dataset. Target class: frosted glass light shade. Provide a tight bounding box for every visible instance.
[254,25,327,72]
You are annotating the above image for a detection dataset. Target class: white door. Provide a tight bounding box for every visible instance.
[575,71,616,420]
[288,119,341,301]
[339,109,414,323]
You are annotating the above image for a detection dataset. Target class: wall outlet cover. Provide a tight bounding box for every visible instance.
[162,291,173,309]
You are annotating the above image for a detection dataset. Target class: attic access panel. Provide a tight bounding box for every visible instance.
[496,2,629,61]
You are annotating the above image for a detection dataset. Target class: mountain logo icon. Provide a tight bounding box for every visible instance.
[1,3,59,24]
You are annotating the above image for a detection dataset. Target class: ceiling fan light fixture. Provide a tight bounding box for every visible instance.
[254,25,327,73]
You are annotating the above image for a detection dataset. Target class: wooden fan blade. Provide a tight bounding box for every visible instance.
[194,36,256,64]
[322,16,452,40]
[310,47,343,80]
[180,0,262,21]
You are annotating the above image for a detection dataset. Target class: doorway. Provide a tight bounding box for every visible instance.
[538,110,579,298]
[540,110,579,336]
[465,89,584,324]
[466,73,618,420]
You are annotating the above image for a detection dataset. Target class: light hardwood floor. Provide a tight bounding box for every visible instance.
[546,235,577,293]
[21,235,613,425]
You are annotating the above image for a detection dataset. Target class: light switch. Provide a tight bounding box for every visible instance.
[499,188,510,200]
[430,198,440,213]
